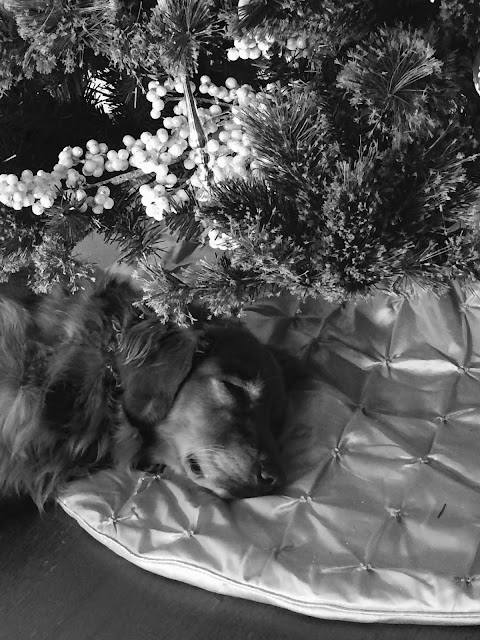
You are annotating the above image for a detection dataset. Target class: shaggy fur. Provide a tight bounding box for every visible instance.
[0,272,285,507]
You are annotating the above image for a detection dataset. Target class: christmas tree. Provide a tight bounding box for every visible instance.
[1,0,480,323]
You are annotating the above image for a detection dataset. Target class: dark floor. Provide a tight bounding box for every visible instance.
[0,498,478,640]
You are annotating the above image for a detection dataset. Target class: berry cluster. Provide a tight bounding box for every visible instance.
[207,229,239,251]
[1,73,264,248]
[0,171,53,214]
[227,33,308,61]
[140,75,258,221]
[0,142,120,216]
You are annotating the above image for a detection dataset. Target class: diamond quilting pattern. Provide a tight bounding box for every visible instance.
[59,282,480,624]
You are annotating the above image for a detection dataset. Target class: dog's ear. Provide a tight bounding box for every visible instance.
[118,321,199,427]
[92,269,142,330]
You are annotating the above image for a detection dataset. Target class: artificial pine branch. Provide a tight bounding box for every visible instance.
[235,0,346,39]
[230,0,374,57]
[43,205,93,248]
[438,0,480,52]
[96,178,167,264]
[237,86,338,206]
[337,27,445,146]
[111,0,221,78]
[162,196,204,243]
[0,206,38,281]
[138,254,276,324]
[199,176,299,238]
[135,261,198,325]
[0,203,94,291]
[0,3,25,94]
[3,0,120,76]
[29,233,94,293]
[152,0,217,76]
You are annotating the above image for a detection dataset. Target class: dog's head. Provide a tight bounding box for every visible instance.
[119,323,285,499]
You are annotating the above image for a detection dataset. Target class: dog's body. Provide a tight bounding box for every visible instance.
[0,273,285,506]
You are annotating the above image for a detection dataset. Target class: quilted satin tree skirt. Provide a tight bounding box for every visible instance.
[59,282,480,625]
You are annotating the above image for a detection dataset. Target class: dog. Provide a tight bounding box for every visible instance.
[0,271,286,507]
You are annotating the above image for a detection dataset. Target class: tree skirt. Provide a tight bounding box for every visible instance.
[59,282,480,625]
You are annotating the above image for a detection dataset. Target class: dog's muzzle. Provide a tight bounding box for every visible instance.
[226,458,285,499]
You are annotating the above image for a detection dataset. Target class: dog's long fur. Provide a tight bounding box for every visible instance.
[0,272,285,506]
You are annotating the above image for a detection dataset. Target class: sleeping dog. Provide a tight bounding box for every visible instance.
[0,271,285,507]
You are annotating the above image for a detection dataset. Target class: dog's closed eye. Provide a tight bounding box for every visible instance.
[211,378,261,408]
[186,455,203,477]
[222,380,250,403]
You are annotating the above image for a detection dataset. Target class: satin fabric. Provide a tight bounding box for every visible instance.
[59,282,480,624]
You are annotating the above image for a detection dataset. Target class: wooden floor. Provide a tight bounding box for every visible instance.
[0,498,479,640]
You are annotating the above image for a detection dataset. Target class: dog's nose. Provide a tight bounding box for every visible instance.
[256,460,282,491]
